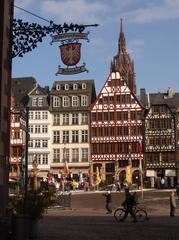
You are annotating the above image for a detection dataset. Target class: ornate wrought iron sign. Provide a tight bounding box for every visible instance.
[12,18,98,75]
[51,31,89,75]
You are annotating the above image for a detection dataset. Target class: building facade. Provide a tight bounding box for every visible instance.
[90,20,143,186]
[28,84,51,180]
[49,80,96,183]
[145,88,179,188]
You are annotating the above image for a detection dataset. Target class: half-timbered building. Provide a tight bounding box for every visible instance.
[90,20,144,186]
[145,88,179,188]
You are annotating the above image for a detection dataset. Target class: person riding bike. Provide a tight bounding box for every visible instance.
[120,188,137,222]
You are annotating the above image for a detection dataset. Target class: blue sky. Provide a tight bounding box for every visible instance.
[13,0,179,95]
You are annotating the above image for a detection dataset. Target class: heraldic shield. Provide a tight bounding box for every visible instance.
[59,42,81,66]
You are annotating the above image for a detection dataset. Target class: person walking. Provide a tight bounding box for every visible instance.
[116,181,121,192]
[169,191,176,217]
[120,188,137,222]
[176,184,179,200]
[103,190,112,214]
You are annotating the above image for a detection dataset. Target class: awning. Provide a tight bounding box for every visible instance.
[165,169,176,177]
[146,170,155,177]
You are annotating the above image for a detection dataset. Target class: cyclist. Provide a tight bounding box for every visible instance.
[120,188,137,222]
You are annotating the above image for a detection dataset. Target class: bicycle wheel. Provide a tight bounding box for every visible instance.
[135,209,148,222]
[114,208,125,222]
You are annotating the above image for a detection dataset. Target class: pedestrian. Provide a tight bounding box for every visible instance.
[116,181,121,192]
[169,191,176,217]
[120,188,137,222]
[176,184,179,200]
[103,190,112,214]
[160,178,165,189]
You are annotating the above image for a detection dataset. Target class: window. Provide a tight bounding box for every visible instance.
[82,83,86,89]
[35,111,41,120]
[73,84,78,90]
[29,112,34,120]
[63,114,69,125]
[42,125,48,133]
[81,113,88,124]
[81,130,88,143]
[35,125,41,133]
[56,84,61,90]
[35,140,41,148]
[81,95,88,106]
[38,97,43,106]
[92,113,96,121]
[63,131,69,143]
[29,125,33,133]
[72,113,78,125]
[131,111,136,120]
[53,131,60,143]
[63,96,70,107]
[104,112,108,121]
[53,114,60,125]
[53,149,60,163]
[123,111,128,120]
[42,111,48,120]
[72,96,79,107]
[28,140,33,148]
[65,84,69,90]
[42,154,48,165]
[32,98,37,106]
[42,140,48,148]
[82,148,88,162]
[72,130,79,143]
[72,148,79,162]
[53,96,60,107]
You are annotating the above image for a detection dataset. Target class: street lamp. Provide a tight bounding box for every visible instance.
[139,140,144,199]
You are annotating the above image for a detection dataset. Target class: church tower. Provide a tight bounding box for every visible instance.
[110,19,136,94]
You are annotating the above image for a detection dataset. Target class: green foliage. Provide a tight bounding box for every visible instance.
[10,188,54,220]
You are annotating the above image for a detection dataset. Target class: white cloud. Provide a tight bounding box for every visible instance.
[15,0,36,8]
[125,0,179,23]
[40,0,109,24]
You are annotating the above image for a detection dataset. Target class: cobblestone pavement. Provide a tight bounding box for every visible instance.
[37,190,179,240]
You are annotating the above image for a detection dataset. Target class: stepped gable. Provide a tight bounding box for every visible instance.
[12,77,37,109]
[110,19,136,94]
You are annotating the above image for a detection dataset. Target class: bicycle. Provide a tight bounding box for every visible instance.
[114,204,148,222]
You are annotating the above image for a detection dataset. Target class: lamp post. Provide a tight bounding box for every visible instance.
[139,140,144,199]
[24,106,29,213]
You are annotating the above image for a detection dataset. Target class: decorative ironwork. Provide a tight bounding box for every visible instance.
[12,18,98,58]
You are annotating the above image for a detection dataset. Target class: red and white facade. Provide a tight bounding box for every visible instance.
[90,20,144,185]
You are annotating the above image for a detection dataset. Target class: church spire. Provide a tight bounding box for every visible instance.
[118,18,126,53]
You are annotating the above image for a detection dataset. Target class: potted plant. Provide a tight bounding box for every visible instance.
[10,187,54,239]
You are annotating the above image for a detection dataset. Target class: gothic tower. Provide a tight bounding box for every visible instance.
[110,19,136,94]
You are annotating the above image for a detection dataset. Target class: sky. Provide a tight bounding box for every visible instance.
[12,0,179,95]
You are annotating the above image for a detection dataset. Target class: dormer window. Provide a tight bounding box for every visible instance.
[73,84,78,90]
[38,97,43,106]
[65,84,69,90]
[72,96,79,107]
[63,96,70,107]
[56,84,61,90]
[81,95,88,106]
[32,97,37,107]
[82,83,86,89]
[53,96,60,107]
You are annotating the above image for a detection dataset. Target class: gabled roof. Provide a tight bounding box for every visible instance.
[12,77,37,109]
[29,84,49,96]
[90,71,143,111]
[149,88,179,112]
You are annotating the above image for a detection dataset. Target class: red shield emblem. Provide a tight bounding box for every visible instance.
[59,43,81,66]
